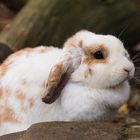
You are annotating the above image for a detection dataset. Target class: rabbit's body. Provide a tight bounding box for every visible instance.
[0,31,134,135]
[0,47,62,135]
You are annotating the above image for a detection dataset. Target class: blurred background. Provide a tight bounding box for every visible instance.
[0,0,139,112]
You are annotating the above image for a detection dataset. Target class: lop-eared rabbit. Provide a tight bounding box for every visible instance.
[0,30,134,135]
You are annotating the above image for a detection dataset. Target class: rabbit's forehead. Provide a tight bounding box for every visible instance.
[80,36,127,66]
[82,42,124,55]
[81,35,126,55]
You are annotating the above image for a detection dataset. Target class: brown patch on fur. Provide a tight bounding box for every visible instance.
[29,99,34,108]
[84,45,108,58]
[42,64,68,103]
[0,50,24,72]
[0,52,21,78]
[64,36,77,48]
[0,107,19,123]
[0,63,8,77]
[0,88,3,99]
[14,48,33,57]
[79,40,83,48]
[84,68,92,79]
[15,47,49,55]
[0,88,10,101]
[0,47,34,76]
[23,48,33,52]
[93,59,107,64]
[16,91,25,102]
[49,64,62,82]
[38,49,46,53]
[83,45,108,66]
[83,56,93,66]
[20,98,34,112]
[1,54,15,66]
[0,47,49,78]
[35,47,48,53]
[19,98,34,112]
[15,50,25,57]
[64,36,83,49]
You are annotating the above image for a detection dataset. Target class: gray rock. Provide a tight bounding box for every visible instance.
[22,122,122,140]
[0,131,25,140]
[0,120,140,140]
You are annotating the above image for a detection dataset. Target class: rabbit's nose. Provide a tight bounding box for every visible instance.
[123,67,134,79]
[123,67,133,75]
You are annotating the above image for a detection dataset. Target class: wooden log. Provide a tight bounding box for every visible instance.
[0,0,140,51]
[0,0,59,50]
[0,1,15,31]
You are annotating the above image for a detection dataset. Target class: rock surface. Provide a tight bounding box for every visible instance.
[0,131,25,140]
[0,112,140,140]
[22,122,123,140]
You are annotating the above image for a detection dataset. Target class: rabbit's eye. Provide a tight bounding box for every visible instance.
[93,51,104,59]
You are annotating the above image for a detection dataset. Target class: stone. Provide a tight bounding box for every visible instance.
[0,111,140,140]
[0,131,25,140]
[21,122,122,140]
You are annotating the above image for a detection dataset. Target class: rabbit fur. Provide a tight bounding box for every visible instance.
[0,30,135,135]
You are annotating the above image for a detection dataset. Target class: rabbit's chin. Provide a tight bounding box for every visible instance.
[109,78,129,89]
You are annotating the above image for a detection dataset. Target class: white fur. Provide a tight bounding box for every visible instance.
[0,31,134,135]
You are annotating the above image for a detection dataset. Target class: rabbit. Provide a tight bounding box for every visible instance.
[0,30,135,136]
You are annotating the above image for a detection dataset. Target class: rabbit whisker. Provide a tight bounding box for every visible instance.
[133,59,140,64]
[118,25,129,38]
[134,75,140,78]
[132,52,140,61]
[133,76,140,80]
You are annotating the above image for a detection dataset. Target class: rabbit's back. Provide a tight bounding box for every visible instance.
[0,46,62,135]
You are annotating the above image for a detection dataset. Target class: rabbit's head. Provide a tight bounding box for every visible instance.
[42,30,135,103]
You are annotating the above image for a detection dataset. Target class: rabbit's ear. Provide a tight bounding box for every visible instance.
[42,36,84,104]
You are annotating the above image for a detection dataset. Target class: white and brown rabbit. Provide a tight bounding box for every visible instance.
[0,30,134,135]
